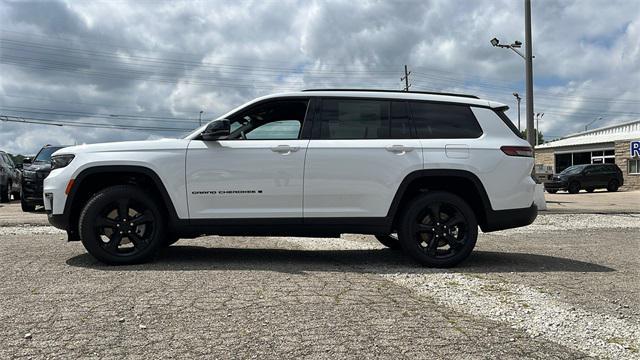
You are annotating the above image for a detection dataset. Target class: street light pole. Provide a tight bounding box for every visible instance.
[524,0,535,148]
[513,92,522,131]
[535,112,544,146]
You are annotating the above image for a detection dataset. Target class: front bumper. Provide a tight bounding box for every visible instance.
[47,212,68,230]
[22,178,45,205]
[544,180,568,191]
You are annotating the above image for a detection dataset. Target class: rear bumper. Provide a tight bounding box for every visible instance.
[482,203,538,232]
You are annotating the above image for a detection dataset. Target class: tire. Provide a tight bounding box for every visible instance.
[586,187,595,193]
[374,234,401,250]
[607,179,619,192]
[0,183,9,203]
[21,198,36,212]
[568,181,580,194]
[397,191,478,268]
[79,185,166,265]
[546,189,557,194]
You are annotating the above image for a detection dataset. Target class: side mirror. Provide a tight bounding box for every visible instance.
[22,157,32,165]
[201,119,230,141]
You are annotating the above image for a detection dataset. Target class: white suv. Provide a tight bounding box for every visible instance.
[44,90,537,267]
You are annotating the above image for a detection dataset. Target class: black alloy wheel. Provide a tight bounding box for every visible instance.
[398,191,478,267]
[79,185,165,265]
[568,181,580,194]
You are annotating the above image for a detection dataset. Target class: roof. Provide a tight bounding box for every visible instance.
[302,88,480,99]
[536,119,640,149]
[262,90,506,109]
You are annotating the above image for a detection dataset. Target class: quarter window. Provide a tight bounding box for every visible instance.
[319,99,389,139]
[410,102,483,139]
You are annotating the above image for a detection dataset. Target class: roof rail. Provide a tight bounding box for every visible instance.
[301,88,480,99]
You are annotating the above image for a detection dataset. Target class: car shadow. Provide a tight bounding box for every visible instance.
[66,246,615,274]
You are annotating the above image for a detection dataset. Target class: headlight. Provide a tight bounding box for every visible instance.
[51,154,75,170]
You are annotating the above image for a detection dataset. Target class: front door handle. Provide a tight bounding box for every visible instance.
[271,145,300,154]
[385,145,414,154]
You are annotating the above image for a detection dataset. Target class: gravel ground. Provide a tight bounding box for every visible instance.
[1,209,639,359]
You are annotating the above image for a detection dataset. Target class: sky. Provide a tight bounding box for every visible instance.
[1,0,639,155]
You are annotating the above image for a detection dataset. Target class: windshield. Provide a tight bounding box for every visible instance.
[34,146,64,163]
[560,165,587,175]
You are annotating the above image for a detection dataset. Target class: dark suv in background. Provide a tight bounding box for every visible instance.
[544,163,623,194]
[0,150,22,202]
[21,145,67,211]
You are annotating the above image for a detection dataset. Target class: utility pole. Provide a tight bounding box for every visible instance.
[513,92,522,131]
[585,116,602,131]
[199,110,204,126]
[524,0,535,148]
[401,65,411,91]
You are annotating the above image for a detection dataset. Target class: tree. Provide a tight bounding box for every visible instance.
[520,129,544,145]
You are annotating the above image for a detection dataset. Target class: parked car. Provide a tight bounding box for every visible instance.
[0,150,22,202]
[21,145,68,211]
[544,163,623,194]
[44,89,537,267]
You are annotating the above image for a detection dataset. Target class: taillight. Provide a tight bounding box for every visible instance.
[501,146,533,157]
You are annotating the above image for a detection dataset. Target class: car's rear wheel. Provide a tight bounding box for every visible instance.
[397,191,478,268]
[546,189,557,194]
[374,234,401,249]
[607,179,619,192]
[568,181,580,194]
[0,183,9,203]
[79,185,166,265]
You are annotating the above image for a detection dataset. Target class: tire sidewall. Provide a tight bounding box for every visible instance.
[79,185,165,265]
[398,191,478,268]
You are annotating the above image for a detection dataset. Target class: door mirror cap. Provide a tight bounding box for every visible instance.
[201,119,231,141]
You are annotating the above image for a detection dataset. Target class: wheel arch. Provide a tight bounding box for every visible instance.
[64,165,179,240]
[387,169,493,232]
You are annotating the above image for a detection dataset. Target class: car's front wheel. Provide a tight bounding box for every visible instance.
[568,181,581,194]
[0,183,9,203]
[79,185,166,265]
[397,191,478,268]
[21,197,36,212]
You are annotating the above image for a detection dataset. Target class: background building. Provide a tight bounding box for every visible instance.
[535,120,640,191]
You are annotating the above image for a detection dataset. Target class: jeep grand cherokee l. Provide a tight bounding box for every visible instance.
[545,163,623,194]
[21,145,68,211]
[44,90,537,267]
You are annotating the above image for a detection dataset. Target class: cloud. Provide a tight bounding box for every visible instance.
[1,0,638,154]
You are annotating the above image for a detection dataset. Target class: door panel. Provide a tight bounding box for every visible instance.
[304,139,422,217]
[186,139,309,219]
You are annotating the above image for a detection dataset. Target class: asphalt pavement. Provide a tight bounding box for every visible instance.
[1,201,639,359]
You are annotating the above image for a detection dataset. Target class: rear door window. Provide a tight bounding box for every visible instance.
[319,99,389,139]
[409,102,483,139]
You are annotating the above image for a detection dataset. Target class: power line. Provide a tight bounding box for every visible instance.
[0,115,194,132]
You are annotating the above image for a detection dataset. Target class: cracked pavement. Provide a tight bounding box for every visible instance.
[0,203,638,359]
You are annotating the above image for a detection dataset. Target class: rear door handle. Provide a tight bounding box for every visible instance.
[385,145,414,154]
[271,145,300,154]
